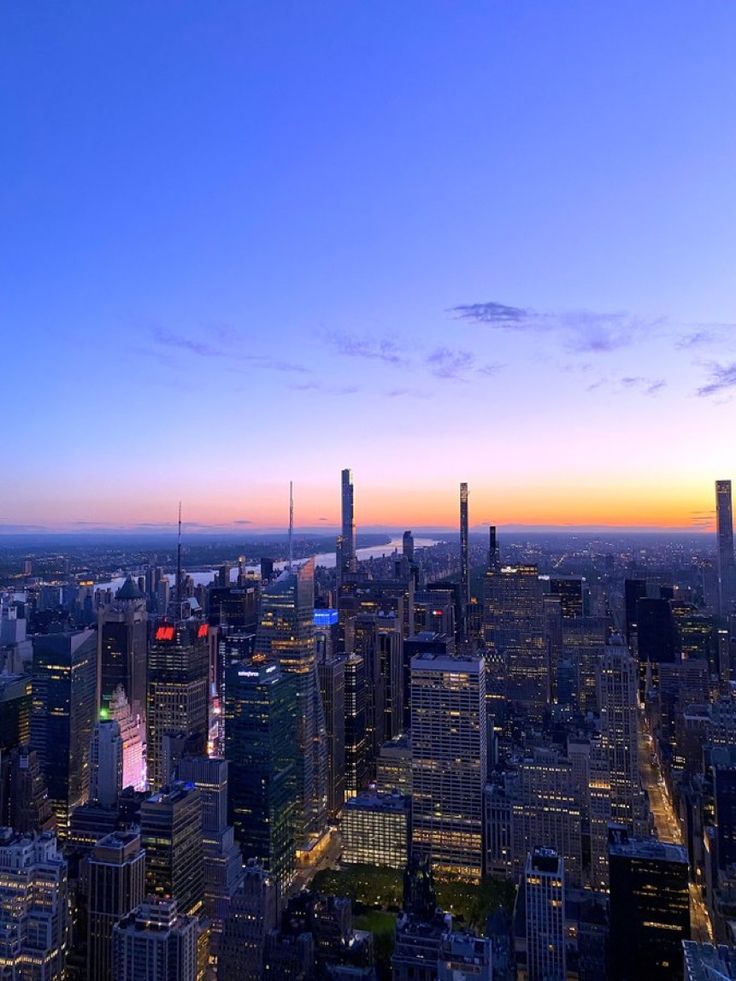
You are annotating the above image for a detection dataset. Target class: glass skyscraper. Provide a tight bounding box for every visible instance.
[224,658,299,889]
[255,558,328,845]
[31,629,97,836]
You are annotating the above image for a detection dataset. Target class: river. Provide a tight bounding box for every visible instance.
[96,536,442,593]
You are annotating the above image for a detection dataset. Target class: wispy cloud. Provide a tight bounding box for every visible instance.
[385,387,431,399]
[620,376,667,396]
[426,347,475,379]
[326,331,408,365]
[697,362,736,397]
[450,300,662,355]
[292,380,361,395]
[149,326,309,375]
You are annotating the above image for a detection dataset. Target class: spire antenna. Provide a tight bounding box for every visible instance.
[288,481,294,570]
[176,501,182,607]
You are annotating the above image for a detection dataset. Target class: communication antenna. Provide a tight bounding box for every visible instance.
[176,501,182,604]
[288,481,294,570]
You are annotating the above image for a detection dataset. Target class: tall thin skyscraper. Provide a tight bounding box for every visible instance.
[255,558,328,845]
[97,577,147,719]
[488,525,499,572]
[460,482,469,639]
[716,479,736,615]
[337,468,357,583]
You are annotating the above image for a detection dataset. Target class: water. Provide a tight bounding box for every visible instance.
[96,536,441,593]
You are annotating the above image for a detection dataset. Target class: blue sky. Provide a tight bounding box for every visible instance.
[2,1,735,530]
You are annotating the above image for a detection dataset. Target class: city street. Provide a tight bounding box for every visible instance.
[639,726,713,942]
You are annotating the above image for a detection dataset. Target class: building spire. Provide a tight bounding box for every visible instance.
[176,501,182,607]
[288,481,294,570]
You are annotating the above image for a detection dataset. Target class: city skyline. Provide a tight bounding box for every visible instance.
[3,3,736,531]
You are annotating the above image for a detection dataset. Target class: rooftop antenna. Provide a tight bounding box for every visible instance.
[176,501,182,608]
[288,481,294,570]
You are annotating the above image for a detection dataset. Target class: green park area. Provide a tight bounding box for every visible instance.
[311,863,515,932]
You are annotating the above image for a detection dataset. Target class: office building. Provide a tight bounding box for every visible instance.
[609,838,690,980]
[1,744,55,833]
[31,629,97,835]
[90,718,123,808]
[714,764,736,871]
[140,781,204,918]
[716,479,736,616]
[682,941,736,981]
[86,831,146,981]
[403,530,415,564]
[97,578,147,717]
[0,828,70,981]
[411,653,487,882]
[0,673,31,755]
[255,558,328,845]
[317,648,346,815]
[112,899,199,981]
[146,620,209,791]
[519,848,566,981]
[218,860,279,981]
[342,789,410,869]
[344,651,369,795]
[598,638,641,827]
[109,685,145,791]
[483,565,549,720]
[438,932,492,981]
[224,659,298,888]
[352,611,404,770]
[177,756,243,934]
[377,732,412,795]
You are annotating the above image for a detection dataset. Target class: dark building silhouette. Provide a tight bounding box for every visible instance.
[140,781,204,918]
[31,629,96,837]
[97,578,147,718]
[609,838,690,980]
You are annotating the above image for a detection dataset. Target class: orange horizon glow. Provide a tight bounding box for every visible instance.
[7,479,719,532]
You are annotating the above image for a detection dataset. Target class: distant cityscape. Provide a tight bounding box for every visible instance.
[0,470,734,979]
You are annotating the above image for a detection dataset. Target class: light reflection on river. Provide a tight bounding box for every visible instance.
[96,537,442,592]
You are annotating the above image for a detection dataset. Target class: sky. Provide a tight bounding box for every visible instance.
[2,1,735,533]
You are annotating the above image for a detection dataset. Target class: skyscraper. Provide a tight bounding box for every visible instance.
[598,637,641,827]
[89,718,123,808]
[411,652,487,882]
[177,756,244,936]
[716,479,736,616]
[86,831,146,981]
[109,685,145,791]
[255,558,328,845]
[520,847,566,981]
[112,899,199,981]
[31,629,97,836]
[403,530,415,564]
[609,838,690,980]
[224,659,299,888]
[140,781,205,918]
[483,565,549,721]
[97,577,147,718]
[344,651,369,795]
[460,482,469,639]
[146,620,209,791]
[218,860,279,981]
[316,647,346,815]
[0,829,71,980]
[337,467,357,584]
